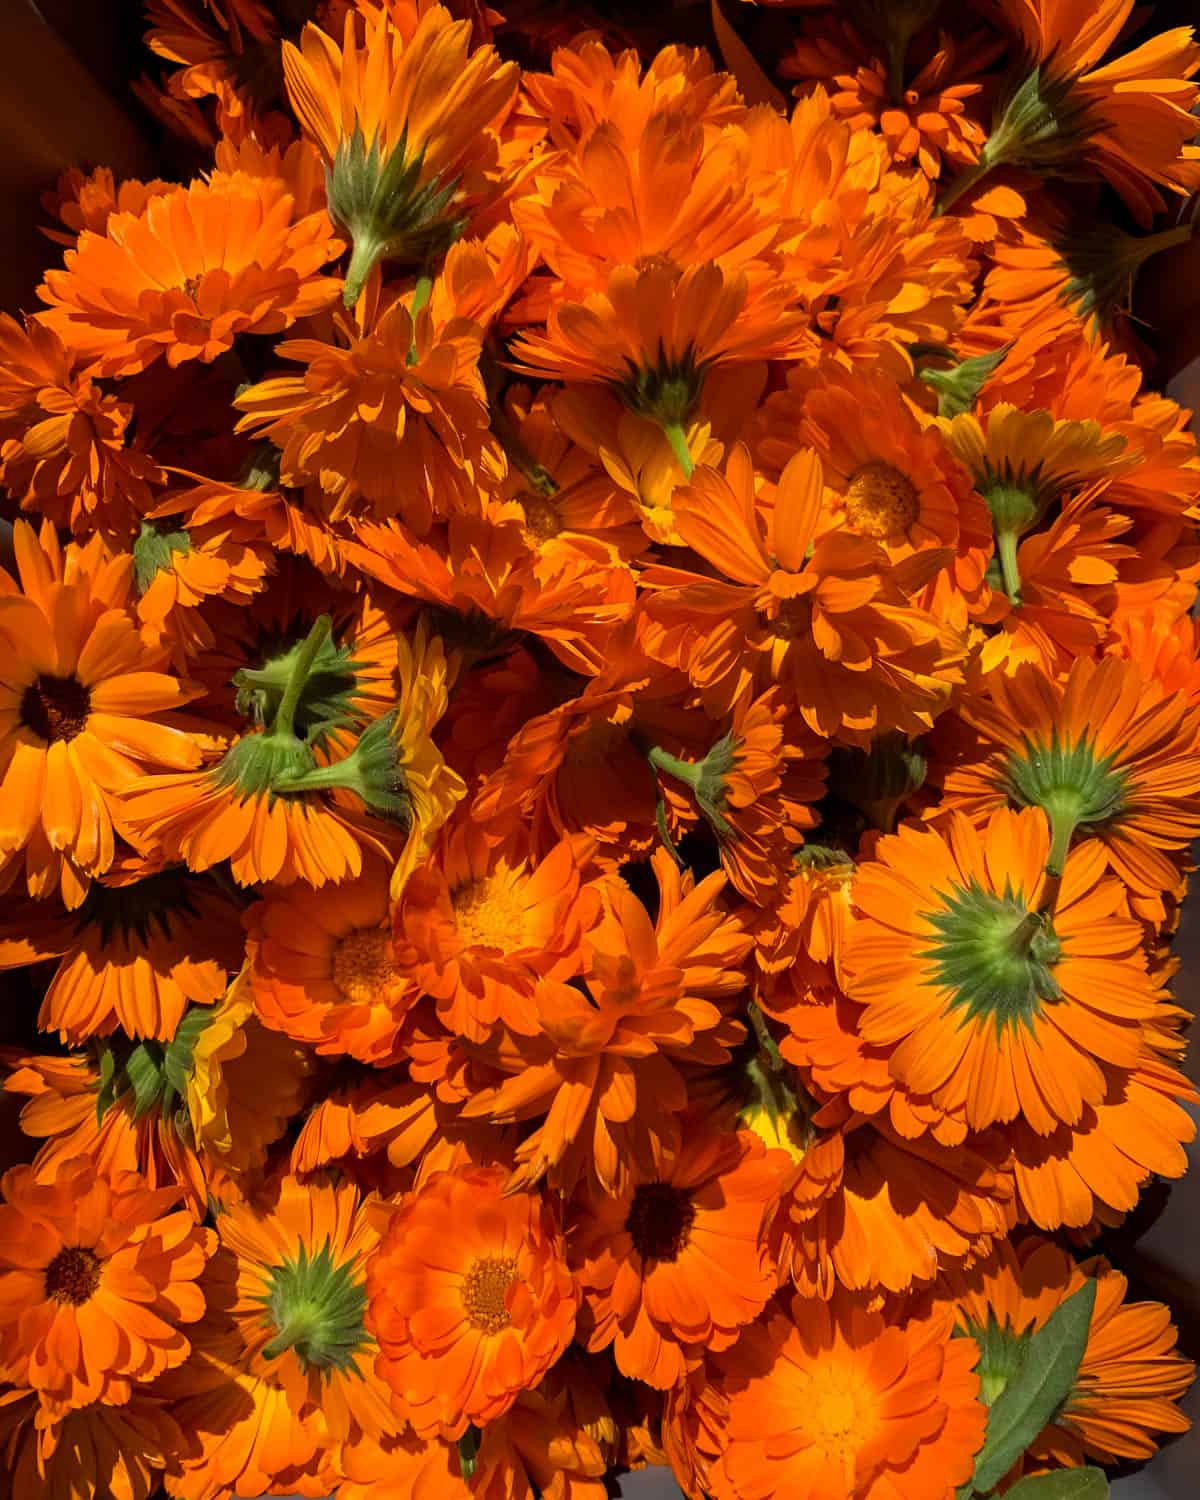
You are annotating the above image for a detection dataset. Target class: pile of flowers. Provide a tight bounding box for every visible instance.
[2,0,1200,1496]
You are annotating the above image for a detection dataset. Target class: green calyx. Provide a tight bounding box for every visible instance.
[922,879,1063,1034]
[618,345,705,472]
[75,867,204,947]
[94,1002,218,1128]
[272,709,413,829]
[978,478,1045,608]
[259,1239,369,1373]
[329,127,465,308]
[830,733,926,834]
[957,1313,1032,1407]
[647,734,737,841]
[1056,220,1194,329]
[233,624,365,745]
[1003,731,1127,877]
[916,345,1011,418]
[133,519,192,594]
[794,842,855,872]
[239,442,283,493]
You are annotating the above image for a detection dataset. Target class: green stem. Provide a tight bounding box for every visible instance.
[1043,791,1082,879]
[887,31,910,105]
[273,756,354,796]
[342,231,382,309]
[661,422,694,478]
[406,273,434,365]
[996,528,1023,607]
[647,743,702,792]
[272,614,332,741]
[655,793,685,869]
[748,1001,785,1073]
[935,155,995,216]
[262,1306,321,1362]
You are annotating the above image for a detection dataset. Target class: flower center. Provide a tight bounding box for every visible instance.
[793,1362,880,1455]
[452,876,528,952]
[843,462,920,541]
[182,275,202,300]
[44,1246,101,1304]
[520,493,563,543]
[764,596,812,641]
[921,880,1063,1033]
[625,1182,696,1262]
[333,927,400,1004]
[461,1255,519,1333]
[19,674,91,743]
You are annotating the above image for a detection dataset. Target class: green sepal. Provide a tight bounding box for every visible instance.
[258,1238,369,1374]
[458,1424,482,1480]
[967,1280,1098,1496]
[918,347,1011,417]
[617,344,705,428]
[1002,1468,1109,1500]
[133,520,192,595]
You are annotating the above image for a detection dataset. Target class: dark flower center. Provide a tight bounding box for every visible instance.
[625,1181,696,1263]
[20,674,91,743]
[45,1246,101,1305]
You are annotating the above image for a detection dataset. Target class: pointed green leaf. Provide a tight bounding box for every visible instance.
[969,1280,1097,1495]
[1002,1467,1109,1500]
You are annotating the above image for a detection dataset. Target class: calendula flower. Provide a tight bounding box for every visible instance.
[248,855,417,1065]
[0,1154,214,1408]
[640,445,965,736]
[0,1386,182,1500]
[366,1164,578,1438]
[282,0,519,304]
[712,1297,985,1500]
[38,170,343,376]
[0,313,163,539]
[933,654,1200,895]
[0,866,241,1043]
[392,823,596,1042]
[944,1235,1194,1465]
[572,1123,782,1389]
[845,808,1164,1137]
[0,520,203,909]
[462,852,749,1193]
[234,281,492,532]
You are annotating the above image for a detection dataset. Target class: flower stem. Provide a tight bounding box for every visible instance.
[271,615,332,742]
[647,743,702,792]
[661,422,694,478]
[342,232,382,309]
[996,528,1023,607]
[1042,789,1083,879]
[406,273,434,365]
[935,156,994,216]
[748,1001,784,1073]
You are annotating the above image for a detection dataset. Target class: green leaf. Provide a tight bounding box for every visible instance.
[969,1280,1097,1495]
[1002,1467,1109,1500]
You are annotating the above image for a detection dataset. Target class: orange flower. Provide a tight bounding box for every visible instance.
[0,520,203,908]
[337,1428,471,1500]
[38,171,342,376]
[845,808,1164,1137]
[0,1386,182,1500]
[712,1297,985,1500]
[0,1154,214,1407]
[366,1164,578,1438]
[931,654,1200,897]
[42,162,178,245]
[248,855,417,1064]
[0,867,242,1043]
[392,823,596,1042]
[944,1235,1194,1466]
[282,0,519,303]
[572,1123,782,1389]
[461,851,749,1193]
[767,1119,1014,1300]
[639,445,964,736]
[234,280,492,532]
[0,313,163,539]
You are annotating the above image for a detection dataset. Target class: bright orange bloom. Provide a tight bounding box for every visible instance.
[337,1428,471,1500]
[931,654,1200,898]
[639,445,964,736]
[0,1154,213,1407]
[944,1235,1194,1465]
[234,281,492,532]
[0,1386,182,1500]
[282,0,519,303]
[42,162,178,246]
[0,520,203,908]
[767,1118,1013,1301]
[0,867,241,1043]
[572,1124,782,1389]
[461,852,749,1193]
[845,808,1164,1137]
[366,1164,578,1438]
[392,823,596,1042]
[0,313,163,539]
[712,1297,985,1500]
[38,171,342,376]
[248,855,417,1064]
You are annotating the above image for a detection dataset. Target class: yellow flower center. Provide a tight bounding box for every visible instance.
[461,1255,519,1333]
[796,1361,881,1458]
[332,927,400,1004]
[843,462,920,541]
[20,674,91,743]
[452,876,528,952]
[521,493,563,543]
[45,1246,101,1305]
